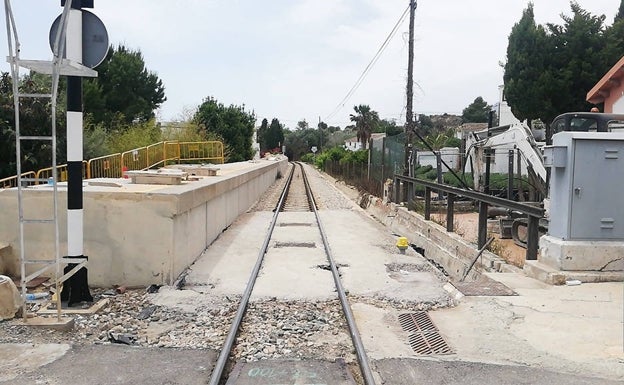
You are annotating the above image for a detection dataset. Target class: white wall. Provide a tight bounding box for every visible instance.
[416,147,461,171]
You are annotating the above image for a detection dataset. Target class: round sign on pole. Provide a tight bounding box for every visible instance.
[49,10,109,68]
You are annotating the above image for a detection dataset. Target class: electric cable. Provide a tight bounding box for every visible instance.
[324,5,410,121]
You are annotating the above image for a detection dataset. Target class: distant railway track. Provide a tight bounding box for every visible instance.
[208,162,376,385]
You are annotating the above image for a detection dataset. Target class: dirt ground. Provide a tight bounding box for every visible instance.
[428,211,527,268]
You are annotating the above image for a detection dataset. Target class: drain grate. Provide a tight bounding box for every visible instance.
[398,312,453,355]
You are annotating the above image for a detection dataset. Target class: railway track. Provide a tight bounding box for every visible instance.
[208,162,376,385]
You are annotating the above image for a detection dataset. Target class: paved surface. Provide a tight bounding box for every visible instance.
[431,273,624,381]
[1,344,216,385]
[375,358,622,385]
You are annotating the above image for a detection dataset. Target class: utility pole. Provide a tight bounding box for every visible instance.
[319,116,322,151]
[403,0,417,199]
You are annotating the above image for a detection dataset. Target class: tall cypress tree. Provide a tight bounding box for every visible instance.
[503,3,550,125]
[265,118,285,151]
[547,3,608,116]
[257,118,268,152]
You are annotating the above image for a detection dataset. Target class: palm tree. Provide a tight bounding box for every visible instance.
[349,104,379,150]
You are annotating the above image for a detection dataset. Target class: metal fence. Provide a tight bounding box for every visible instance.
[0,171,35,189]
[88,153,123,178]
[321,133,407,197]
[0,140,225,188]
[36,162,88,182]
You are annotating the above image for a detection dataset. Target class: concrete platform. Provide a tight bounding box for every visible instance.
[0,158,288,287]
[225,359,356,385]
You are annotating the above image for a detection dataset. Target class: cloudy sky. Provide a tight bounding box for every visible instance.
[1,0,621,128]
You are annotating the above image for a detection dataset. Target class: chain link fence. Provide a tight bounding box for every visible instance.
[321,133,407,197]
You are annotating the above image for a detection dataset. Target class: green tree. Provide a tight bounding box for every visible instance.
[504,2,616,125]
[257,118,268,151]
[601,0,624,79]
[462,96,491,123]
[0,72,67,178]
[504,3,551,124]
[349,104,379,150]
[84,45,166,126]
[296,120,309,130]
[376,118,403,136]
[417,114,434,136]
[194,97,255,162]
[105,119,162,154]
[545,2,608,118]
[266,118,285,151]
[327,125,341,133]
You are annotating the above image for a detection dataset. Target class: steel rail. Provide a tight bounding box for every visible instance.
[207,164,295,385]
[299,162,377,385]
[394,174,544,217]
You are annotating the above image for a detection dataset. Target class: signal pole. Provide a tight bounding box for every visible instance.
[403,0,417,198]
[61,0,94,305]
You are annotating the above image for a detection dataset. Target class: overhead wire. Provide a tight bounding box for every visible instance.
[324,4,410,122]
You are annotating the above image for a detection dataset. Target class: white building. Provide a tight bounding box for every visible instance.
[416,147,461,171]
[344,133,386,151]
[497,85,522,126]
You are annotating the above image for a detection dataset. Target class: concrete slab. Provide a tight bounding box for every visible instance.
[225,359,356,385]
[319,209,450,304]
[374,358,621,385]
[254,246,335,300]
[1,344,217,385]
[429,274,624,380]
[185,212,273,294]
[22,316,75,331]
[351,302,414,360]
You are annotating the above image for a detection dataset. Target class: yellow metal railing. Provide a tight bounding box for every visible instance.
[35,162,88,183]
[1,140,225,188]
[87,153,122,179]
[178,141,224,164]
[0,171,36,189]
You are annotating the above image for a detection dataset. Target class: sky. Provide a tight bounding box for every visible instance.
[1,0,621,128]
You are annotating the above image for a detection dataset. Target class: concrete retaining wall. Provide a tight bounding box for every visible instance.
[361,196,509,280]
[0,159,288,287]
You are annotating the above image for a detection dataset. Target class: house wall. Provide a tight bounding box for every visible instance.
[345,141,362,151]
[604,81,624,113]
[416,147,461,171]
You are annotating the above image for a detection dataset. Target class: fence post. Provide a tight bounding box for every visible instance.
[393,177,400,204]
[407,179,414,203]
[446,193,455,232]
[436,151,443,199]
[424,186,431,220]
[508,149,514,200]
[478,201,488,249]
[526,215,539,260]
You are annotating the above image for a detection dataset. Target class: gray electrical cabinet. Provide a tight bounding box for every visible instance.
[545,132,624,240]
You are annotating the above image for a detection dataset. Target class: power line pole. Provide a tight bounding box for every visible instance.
[403,0,416,198]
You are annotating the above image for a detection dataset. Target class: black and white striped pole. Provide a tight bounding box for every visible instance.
[60,0,94,305]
